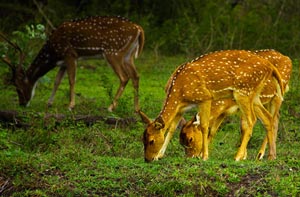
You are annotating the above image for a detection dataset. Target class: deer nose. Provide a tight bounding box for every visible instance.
[144,157,153,163]
[19,102,27,107]
[19,101,30,107]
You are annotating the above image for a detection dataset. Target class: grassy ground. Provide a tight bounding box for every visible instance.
[0,52,300,196]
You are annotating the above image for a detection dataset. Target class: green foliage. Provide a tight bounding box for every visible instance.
[134,0,300,56]
[13,24,46,63]
[1,24,46,70]
[2,1,300,57]
[0,127,11,151]
[14,24,46,41]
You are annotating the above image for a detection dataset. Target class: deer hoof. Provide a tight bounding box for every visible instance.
[234,154,243,161]
[268,155,276,160]
[47,102,53,108]
[108,102,117,112]
[256,152,264,161]
[108,105,114,112]
[202,155,208,161]
[134,106,140,113]
[234,150,247,161]
[156,152,165,159]
[68,103,75,111]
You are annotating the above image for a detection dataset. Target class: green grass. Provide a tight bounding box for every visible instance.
[0,52,300,196]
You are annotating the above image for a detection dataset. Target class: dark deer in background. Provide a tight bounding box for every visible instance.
[1,16,145,112]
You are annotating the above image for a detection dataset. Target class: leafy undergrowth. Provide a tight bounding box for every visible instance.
[0,53,300,196]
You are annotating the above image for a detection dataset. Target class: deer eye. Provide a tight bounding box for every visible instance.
[149,139,155,146]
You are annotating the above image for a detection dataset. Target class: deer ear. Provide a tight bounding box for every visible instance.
[178,117,187,129]
[192,114,201,126]
[189,137,194,143]
[154,116,165,129]
[138,110,151,124]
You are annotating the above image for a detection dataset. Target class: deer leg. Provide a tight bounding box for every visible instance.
[256,96,281,160]
[238,117,248,160]
[208,114,226,143]
[48,66,67,107]
[208,100,239,143]
[124,54,140,112]
[234,94,256,161]
[254,99,276,160]
[257,136,268,160]
[236,117,253,161]
[105,54,129,112]
[256,101,271,160]
[256,112,280,161]
[156,114,183,159]
[198,100,212,161]
[65,57,77,110]
[269,97,281,155]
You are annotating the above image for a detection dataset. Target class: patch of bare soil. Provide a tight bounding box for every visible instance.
[226,170,277,197]
[0,176,13,196]
[0,110,136,128]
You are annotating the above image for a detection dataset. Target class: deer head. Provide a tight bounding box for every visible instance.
[0,32,35,106]
[179,114,203,158]
[139,111,166,162]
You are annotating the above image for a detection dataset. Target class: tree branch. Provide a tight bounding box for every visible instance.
[0,110,136,128]
[33,0,56,30]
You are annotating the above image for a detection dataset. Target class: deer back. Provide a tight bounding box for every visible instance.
[165,50,277,104]
[49,16,144,58]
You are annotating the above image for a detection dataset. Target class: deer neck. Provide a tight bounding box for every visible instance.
[26,43,59,83]
[157,90,195,133]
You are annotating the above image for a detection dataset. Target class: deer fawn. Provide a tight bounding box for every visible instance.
[179,50,292,160]
[0,16,144,112]
[139,50,284,162]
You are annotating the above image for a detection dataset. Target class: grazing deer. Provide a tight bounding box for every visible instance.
[179,50,292,160]
[0,16,144,112]
[139,50,284,162]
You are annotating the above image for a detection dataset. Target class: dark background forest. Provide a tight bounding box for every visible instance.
[1,0,300,58]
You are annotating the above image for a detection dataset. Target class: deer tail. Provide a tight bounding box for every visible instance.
[135,26,145,58]
[271,63,284,101]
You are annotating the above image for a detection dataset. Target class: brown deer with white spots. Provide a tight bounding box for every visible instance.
[179,50,292,160]
[139,50,284,162]
[0,16,144,111]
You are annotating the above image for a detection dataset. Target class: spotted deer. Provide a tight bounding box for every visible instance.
[139,50,284,162]
[0,16,144,111]
[179,50,292,160]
